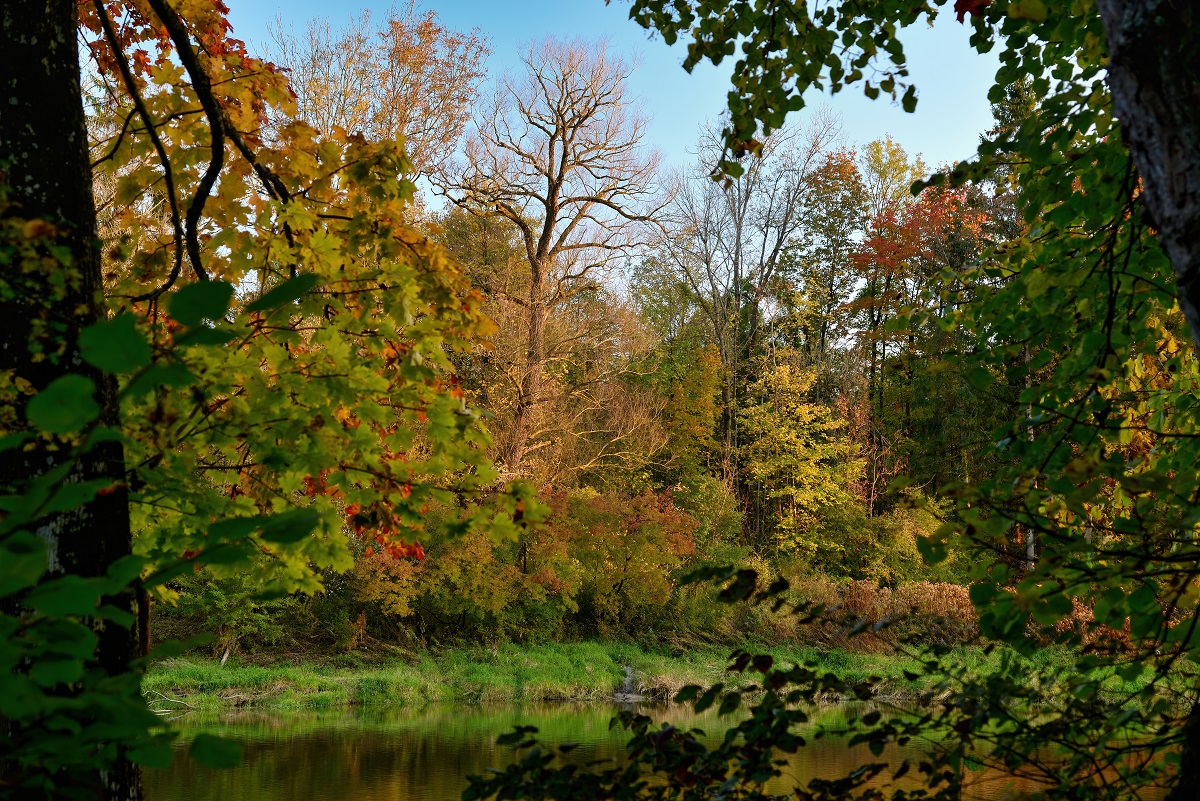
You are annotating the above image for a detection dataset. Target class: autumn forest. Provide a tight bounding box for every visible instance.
[4,1,1200,800]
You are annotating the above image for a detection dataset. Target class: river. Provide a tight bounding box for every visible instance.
[142,701,1150,800]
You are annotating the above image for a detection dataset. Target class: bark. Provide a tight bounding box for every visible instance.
[1168,703,1200,801]
[1095,0,1200,354]
[1093,5,1200,796]
[503,261,547,472]
[1,1,140,797]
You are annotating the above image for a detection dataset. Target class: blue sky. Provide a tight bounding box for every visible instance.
[226,0,1001,172]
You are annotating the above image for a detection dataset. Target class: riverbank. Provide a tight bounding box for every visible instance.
[142,641,1075,711]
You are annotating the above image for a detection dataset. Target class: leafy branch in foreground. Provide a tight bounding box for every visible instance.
[3,1,536,797]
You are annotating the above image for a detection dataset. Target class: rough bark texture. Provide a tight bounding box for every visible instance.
[1095,0,1200,352]
[1092,5,1200,797]
[1,1,141,798]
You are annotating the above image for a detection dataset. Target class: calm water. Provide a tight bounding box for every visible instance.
[141,701,1132,801]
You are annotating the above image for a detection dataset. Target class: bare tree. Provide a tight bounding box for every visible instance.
[436,38,661,475]
[269,2,489,175]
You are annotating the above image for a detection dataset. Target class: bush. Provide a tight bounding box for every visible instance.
[791,575,977,647]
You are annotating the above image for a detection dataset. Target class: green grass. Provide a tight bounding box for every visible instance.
[144,642,629,711]
[142,641,1089,712]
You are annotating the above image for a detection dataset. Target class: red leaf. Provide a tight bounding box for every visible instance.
[953,0,991,22]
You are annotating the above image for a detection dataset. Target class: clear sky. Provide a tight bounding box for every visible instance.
[225,0,1001,173]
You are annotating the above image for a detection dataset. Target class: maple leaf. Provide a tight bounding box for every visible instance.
[954,0,992,22]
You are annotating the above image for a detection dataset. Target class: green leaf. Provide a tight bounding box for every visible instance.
[207,516,269,542]
[190,734,242,769]
[29,656,85,686]
[244,273,320,313]
[41,479,117,516]
[106,554,146,587]
[0,532,48,596]
[258,509,321,544]
[79,314,151,374]
[125,364,197,398]
[25,575,108,616]
[26,375,99,434]
[0,432,32,453]
[1007,0,1048,21]
[197,542,256,566]
[129,742,175,769]
[966,366,993,389]
[97,603,135,627]
[34,618,98,659]
[717,691,742,716]
[916,535,947,565]
[178,327,236,346]
[0,674,41,717]
[694,683,724,713]
[169,281,234,327]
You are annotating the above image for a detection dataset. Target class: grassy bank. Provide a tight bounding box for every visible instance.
[142,641,1080,712]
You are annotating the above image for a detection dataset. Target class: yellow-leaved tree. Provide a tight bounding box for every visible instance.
[738,359,861,557]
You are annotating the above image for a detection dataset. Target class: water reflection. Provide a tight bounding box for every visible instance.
[142,702,1147,801]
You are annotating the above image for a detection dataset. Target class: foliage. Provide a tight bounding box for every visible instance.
[738,360,860,554]
[1,1,532,795]
[268,2,489,175]
[552,490,697,633]
[604,0,1200,797]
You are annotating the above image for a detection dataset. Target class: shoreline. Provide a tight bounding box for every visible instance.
[141,641,1067,712]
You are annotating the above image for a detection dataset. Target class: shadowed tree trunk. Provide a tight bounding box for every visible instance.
[1095,0,1200,354]
[1093,5,1200,797]
[1,1,140,798]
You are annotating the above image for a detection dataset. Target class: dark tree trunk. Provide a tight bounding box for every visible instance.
[1092,4,1200,797]
[1,1,141,798]
[1095,0,1200,353]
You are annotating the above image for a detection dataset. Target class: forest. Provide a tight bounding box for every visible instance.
[3,0,1200,800]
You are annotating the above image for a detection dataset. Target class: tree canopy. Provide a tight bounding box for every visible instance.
[7,0,1200,799]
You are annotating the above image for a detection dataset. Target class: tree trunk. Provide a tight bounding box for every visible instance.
[1095,0,1200,355]
[1093,6,1200,796]
[503,261,546,474]
[1,1,141,798]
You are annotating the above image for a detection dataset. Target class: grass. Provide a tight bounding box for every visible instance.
[142,640,1092,712]
[145,642,627,711]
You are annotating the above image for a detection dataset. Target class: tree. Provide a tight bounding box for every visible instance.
[789,148,868,373]
[653,115,840,481]
[2,1,527,795]
[859,135,926,219]
[268,3,489,175]
[738,360,860,556]
[1093,0,1200,354]
[2,2,143,796]
[436,38,660,475]
[485,0,1200,797]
